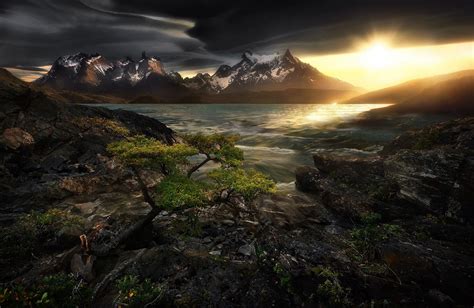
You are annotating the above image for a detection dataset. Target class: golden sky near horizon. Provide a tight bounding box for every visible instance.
[301,41,474,90]
[7,41,474,91]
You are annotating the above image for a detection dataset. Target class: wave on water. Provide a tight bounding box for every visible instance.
[236,144,296,154]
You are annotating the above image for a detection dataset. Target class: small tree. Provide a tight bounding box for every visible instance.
[99,133,275,254]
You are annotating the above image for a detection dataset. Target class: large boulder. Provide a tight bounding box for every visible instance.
[382,117,474,223]
[295,166,323,192]
[295,155,391,220]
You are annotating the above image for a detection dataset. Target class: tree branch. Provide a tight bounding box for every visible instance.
[90,208,159,256]
[131,166,157,209]
[187,154,216,178]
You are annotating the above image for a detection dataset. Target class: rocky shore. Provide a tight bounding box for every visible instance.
[296,117,474,305]
[1,69,473,306]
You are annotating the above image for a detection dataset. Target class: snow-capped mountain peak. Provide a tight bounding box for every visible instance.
[241,50,280,65]
[182,49,352,93]
[36,52,168,89]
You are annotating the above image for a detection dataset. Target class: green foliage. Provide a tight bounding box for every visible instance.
[72,116,130,136]
[350,213,403,261]
[311,266,351,306]
[170,213,203,237]
[273,263,292,291]
[413,129,441,150]
[156,174,210,209]
[20,208,84,231]
[0,273,91,308]
[107,135,198,170]
[183,133,244,167]
[0,209,84,268]
[208,167,276,201]
[116,275,163,307]
[367,182,397,201]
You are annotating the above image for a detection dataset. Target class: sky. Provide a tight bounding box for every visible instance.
[1,0,473,89]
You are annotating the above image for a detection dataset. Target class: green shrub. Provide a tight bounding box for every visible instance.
[170,213,203,238]
[0,209,84,268]
[72,117,130,136]
[0,273,91,308]
[311,266,351,306]
[350,213,403,261]
[116,275,163,307]
[273,262,292,291]
[208,167,276,202]
[413,129,441,150]
[107,135,198,171]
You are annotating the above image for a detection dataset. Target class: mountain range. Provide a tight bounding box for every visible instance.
[34,50,358,103]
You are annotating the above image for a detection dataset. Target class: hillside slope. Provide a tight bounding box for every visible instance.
[346,70,474,116]
[345,70,474,106]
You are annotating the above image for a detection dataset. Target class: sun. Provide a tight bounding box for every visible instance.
[359,42,393,69]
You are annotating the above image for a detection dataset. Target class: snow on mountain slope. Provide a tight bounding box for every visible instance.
[36,52,167,89]
[183,49,355,93]
[35,49,355,99]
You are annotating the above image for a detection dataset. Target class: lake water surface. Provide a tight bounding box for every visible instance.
[91,103,446,188]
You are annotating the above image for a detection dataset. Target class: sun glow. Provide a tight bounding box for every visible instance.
[302,41,474,90]
[359,42,393,69]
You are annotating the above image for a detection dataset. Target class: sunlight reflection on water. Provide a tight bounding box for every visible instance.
[269,103,392,128]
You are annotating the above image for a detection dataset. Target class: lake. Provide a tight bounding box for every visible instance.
[91,103,448,188]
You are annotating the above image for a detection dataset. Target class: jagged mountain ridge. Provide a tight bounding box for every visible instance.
[36,52,167,87]
[35,52,187,98]
[34,49,356,100]
[183,49,355,93]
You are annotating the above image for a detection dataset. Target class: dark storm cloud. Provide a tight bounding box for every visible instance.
[172,57,226,70]
[1,0,473,73]
[110,0,474,52]
[0,0,204,68]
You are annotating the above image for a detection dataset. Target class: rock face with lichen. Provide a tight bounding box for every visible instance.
[295,117,474,305]
[382,118,474,223]
[0,68,174,222]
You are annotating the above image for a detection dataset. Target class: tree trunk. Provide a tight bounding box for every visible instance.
[90,208,159,256]
[89,167,160,256]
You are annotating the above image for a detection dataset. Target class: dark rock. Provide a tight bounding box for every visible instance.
[1,127,34,150]
[380,240,474,305]
[70,253,95,281]
[385,150,459,209]
[381,117,474,155]
[427,289,454,307]
[237,244,255,256]
[295,166,322,192]
[57,225,83,247]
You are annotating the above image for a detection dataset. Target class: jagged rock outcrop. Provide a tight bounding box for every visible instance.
[297,117,474,223]
[0,69,174,218]
[295,117,474,305]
